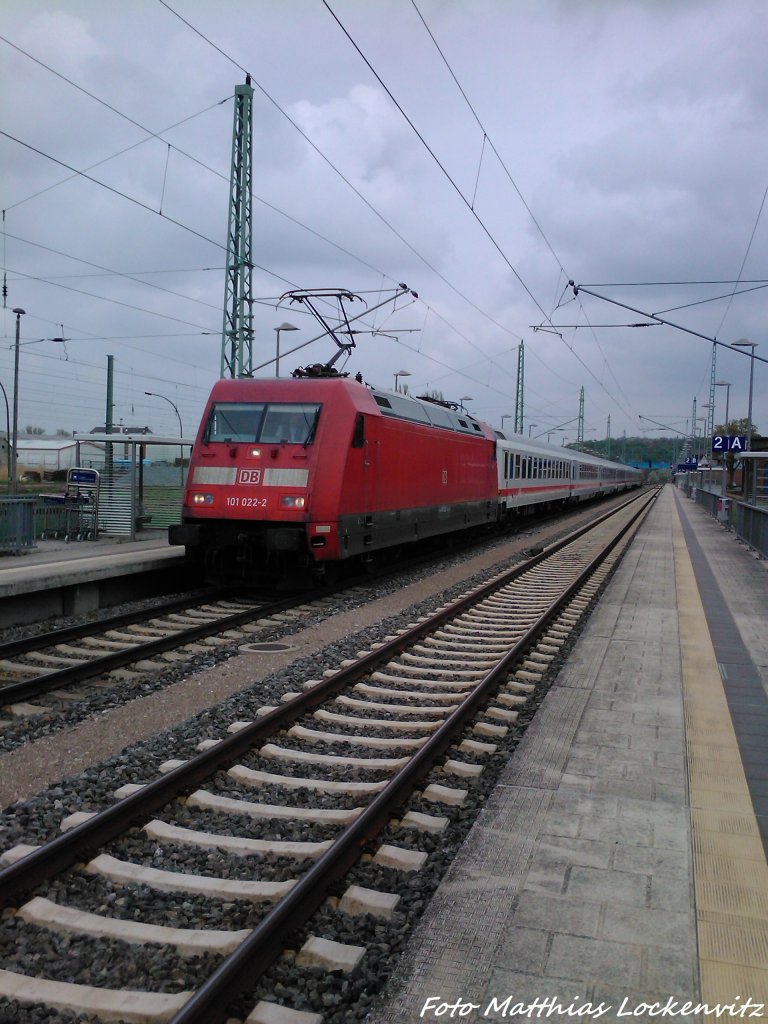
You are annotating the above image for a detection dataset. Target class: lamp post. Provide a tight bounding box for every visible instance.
[0,379,10,490]
[274,322,299,378]
[10,308,25,495]
[144,391,183,436]
[145,391,184,486]
[500,413,514,431]
[715,380,731,497]
[732,340,758,450]
[527,423,538,437]
[459,396,473,413]
[714,380,731,429]
[733,339,758,503]
[394,369,411,393]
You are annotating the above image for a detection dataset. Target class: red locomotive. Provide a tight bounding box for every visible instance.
[170,374,641,582]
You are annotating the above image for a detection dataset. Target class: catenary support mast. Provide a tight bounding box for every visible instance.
[221,77,255,379]
[514,340,524,434]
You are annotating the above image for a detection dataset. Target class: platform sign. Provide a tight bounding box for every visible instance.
[712,435,747,453]
[676,457,698,473]
[69,468,99,485]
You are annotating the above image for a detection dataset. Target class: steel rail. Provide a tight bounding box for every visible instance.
[0,590,310,705]
[0,489,655,906]
[0,586,235,660]
[167,488,659,1024]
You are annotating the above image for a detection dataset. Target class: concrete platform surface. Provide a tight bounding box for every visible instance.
[368,485,768,1024]
[0,533,182,598]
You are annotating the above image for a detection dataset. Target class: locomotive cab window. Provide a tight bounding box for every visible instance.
[261,403,321,444]
[204,402,266,443]
[204,402,321,445]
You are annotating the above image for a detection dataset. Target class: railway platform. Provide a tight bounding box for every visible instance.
[370,485,768,1024]
[0,533,185,626]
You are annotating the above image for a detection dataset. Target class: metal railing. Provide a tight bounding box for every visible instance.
[685,478,767,557]
[0,497,36,553]
[736,501,768,559]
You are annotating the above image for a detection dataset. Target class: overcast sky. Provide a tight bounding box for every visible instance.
[1,0,766,448]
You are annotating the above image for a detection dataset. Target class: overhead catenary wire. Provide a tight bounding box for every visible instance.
[155,0,526,358]
[1,12,528,421]
[409,0,565,276]
[570,282,768,367]
[3,19,523,403]
[711,181,768,339]
[156,0,626,411]
[10,4,757,438]
[402,0,639,425]
[321,0,551,323]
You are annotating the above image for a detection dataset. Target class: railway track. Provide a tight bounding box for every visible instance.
[0,588,321,715]
[0,488,658,1024]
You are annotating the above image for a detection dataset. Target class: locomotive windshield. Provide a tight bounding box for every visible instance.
[204,402,321,445]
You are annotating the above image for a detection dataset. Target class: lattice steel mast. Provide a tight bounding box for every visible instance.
[514,340,525,434]
[221,76,255,379]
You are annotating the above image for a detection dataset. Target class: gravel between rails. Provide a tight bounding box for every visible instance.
[0,498,636,1024]
[0,514,565,819]
[0,501,632,814]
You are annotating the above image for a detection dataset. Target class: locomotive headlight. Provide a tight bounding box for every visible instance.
[191,492,214,505]
[248,447,262,458]
[281,495,306,508]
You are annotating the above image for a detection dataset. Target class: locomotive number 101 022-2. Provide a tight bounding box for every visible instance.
[226,496,268,508]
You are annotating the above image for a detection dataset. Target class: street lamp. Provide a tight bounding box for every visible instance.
[394,369,412,393]
[144,391,183,436]
[459,396,473,413]
[527,423,538,437]
[145,391,184,486]
[712,382,731,497]
[500,413,514,431]
[10,308,25,495]
[0,379,10,490]
[714,380,732,498]
[732,339,758,450]
[733,338,759,504]
[546,428,565,443]
[714,380,731,428]
[274,322,299,378]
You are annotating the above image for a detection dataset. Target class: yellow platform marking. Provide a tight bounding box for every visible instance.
[673,504,768,1009]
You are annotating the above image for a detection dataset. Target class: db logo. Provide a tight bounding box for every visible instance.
[238,469,262,484]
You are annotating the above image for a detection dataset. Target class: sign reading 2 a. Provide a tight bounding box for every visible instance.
[712,435,747,452]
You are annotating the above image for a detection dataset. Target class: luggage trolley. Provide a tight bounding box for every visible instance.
[63,468,100,541]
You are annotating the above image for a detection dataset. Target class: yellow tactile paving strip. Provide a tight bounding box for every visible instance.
[673,507,768,1007]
